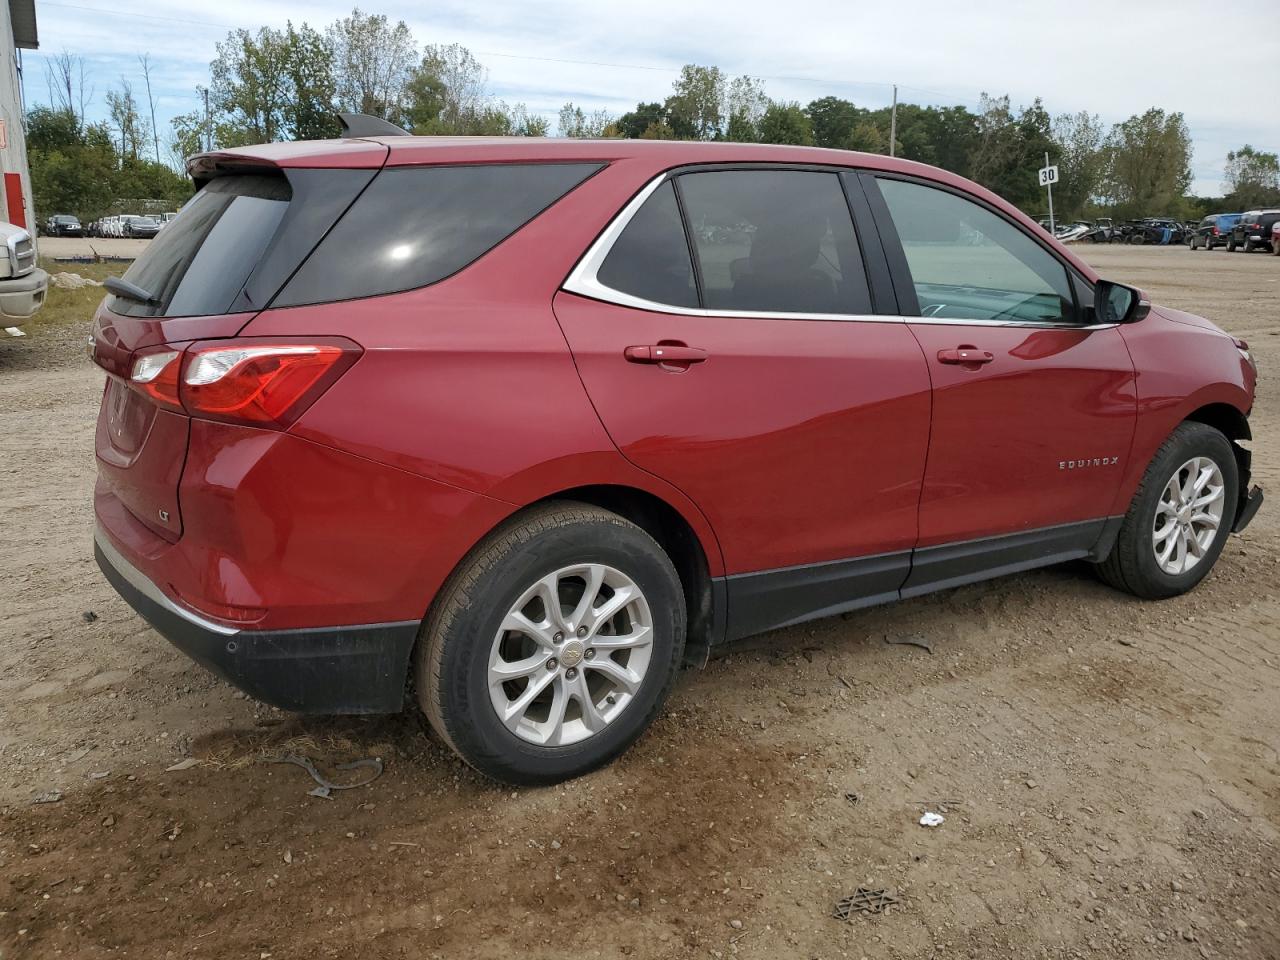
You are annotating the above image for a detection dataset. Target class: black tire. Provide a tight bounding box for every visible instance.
[1094,422,1238,600]
[416,502,686,785]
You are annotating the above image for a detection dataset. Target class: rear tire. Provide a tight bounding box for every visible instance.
[416,502,686,785]
[1094,422,1238,600]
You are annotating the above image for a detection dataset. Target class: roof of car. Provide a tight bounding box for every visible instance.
[193,135,947,180]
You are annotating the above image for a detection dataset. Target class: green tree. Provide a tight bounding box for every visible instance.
[557,103,612,138]
[666,64,725,140]
[1102,108,1193,218]
[758,101,814,146]
[616,102,666,139]
[806,96,860,149]
[724,75,768,142]
[282,23,340,140]
[27,108,115,220]
[1050,111,1105,219]
[210,27,292,143]
[106,79,149,162]
[328,8,416,121]
[1224,145,1280,209]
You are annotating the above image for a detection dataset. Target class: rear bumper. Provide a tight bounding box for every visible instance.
[95,530,417,714]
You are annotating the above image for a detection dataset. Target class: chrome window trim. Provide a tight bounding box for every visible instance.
[907,316,1120,331]
[562,171,902,325]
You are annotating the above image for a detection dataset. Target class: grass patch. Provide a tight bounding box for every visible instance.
[16,258,117,335]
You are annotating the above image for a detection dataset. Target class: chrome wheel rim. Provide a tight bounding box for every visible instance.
[488,563,654,746]
[1152,456,1225,576]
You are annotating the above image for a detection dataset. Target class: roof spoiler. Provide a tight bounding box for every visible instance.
[338,112,410,138]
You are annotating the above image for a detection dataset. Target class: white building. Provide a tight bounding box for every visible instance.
[0,0,46,331]
[0,0,36,232]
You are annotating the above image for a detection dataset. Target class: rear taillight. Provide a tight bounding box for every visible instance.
[129,349,183,412]
[125,338,361,429]
[1212,226,1220,236]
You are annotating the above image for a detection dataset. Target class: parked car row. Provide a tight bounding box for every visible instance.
[1040,211,1280,254]
[85,214,166,238]
[1189,209,1280,254]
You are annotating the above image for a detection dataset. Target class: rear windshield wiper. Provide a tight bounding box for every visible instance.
[104,276,162,306]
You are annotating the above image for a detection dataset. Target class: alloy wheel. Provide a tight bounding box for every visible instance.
[488,563,654,746]
[1152,456,1226,576]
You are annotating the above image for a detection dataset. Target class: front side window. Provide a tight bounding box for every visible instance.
[677,170,871,315]
[877,177,1076,325]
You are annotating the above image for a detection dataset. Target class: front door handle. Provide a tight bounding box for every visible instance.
[624,344,708,365]
[937,347,994,365]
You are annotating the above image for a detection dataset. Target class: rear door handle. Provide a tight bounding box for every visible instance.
[937,347,994,365]
[624,344,708,364]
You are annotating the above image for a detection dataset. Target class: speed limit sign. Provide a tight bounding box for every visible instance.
[1038,164,1059,187]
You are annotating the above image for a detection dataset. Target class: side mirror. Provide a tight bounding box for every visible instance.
[1093,280,1150,324]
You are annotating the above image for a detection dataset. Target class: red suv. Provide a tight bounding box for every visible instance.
[91,126,1263,784]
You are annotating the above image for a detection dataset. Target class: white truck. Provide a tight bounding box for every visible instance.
[0,219,47,334]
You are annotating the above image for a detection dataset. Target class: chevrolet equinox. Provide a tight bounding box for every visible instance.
[91,121,1263,784]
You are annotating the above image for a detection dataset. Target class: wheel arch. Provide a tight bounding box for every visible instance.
[1183,401,1253,509]
[524,484,723,667]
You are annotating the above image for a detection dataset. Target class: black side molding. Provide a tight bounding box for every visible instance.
[724,550,910,642]
[902,518,1111,598]
[716,518,1122,644]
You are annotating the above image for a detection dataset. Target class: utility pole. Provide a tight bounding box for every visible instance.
[202,87,211,151]
[1044,150,1055,234]
[889,84,897,158]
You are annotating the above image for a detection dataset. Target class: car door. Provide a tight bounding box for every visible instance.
[862,174,1137,595]
[555,166,932,639]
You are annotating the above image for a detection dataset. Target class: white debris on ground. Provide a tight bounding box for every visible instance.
[919,811,946,828]
[50,272,102,290]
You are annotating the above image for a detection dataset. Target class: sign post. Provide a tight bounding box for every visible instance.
[1038,153,1059,234]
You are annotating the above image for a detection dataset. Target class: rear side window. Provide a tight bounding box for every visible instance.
[678,170,871,315]
[111,175,290,318]
[596,181,698,308]
[276,163,601,307]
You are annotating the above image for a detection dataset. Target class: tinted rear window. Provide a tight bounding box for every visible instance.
[596,180,698,308]
[275,163,601,307]
[110,175,290,318]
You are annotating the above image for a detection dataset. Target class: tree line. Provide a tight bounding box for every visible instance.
[25,8,1280,225]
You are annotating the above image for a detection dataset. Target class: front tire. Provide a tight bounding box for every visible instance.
[1094,422,1238,600]
[416,502,686,785]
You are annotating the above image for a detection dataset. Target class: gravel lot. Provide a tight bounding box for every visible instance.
[1,245,1277,959]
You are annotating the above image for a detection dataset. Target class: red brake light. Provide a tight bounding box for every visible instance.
[128,349,183,411]
[181,339,360,428]
[1212,226,1220,235]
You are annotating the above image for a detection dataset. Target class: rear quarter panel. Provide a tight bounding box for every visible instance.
[243,157,726,576]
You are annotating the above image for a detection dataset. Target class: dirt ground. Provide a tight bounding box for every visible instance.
[1,246,1277,960]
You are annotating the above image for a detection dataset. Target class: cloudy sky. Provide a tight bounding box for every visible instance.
[23,0,1280,195]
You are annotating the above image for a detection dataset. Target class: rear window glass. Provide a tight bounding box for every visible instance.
[111,175,290,318]
[597,181,698,308]
[275,163,601,307]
